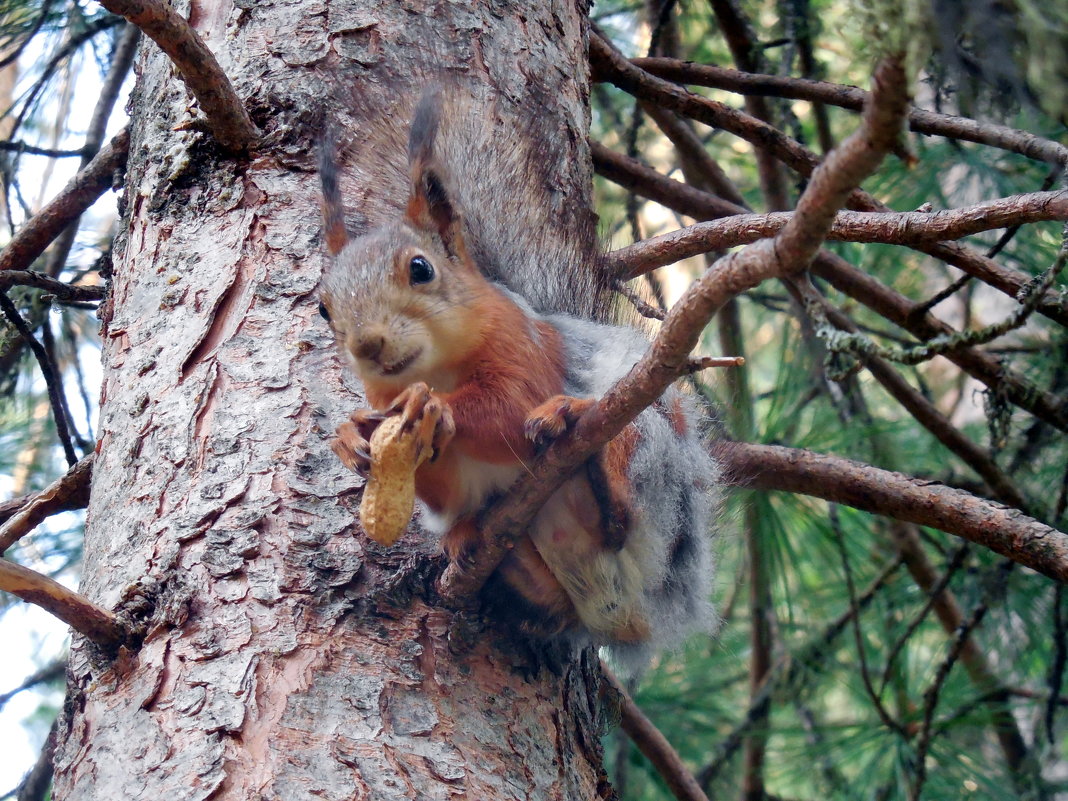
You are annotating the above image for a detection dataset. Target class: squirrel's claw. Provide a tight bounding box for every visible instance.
[332,421,372,478]
[386,383,455,461]
[349,408,386,442]
[524,395,595,453]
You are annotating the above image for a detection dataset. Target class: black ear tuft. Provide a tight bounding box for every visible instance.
[319,123,349,256]
[408,86,444,167]
[405,86,467,258]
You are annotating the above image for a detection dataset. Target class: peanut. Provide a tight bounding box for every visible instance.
[359,415,433,545]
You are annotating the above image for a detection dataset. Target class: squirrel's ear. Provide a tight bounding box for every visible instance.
[406,88,467,258]
[319,128,349,256]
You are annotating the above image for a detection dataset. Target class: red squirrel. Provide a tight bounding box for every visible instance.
[318,88,717,664]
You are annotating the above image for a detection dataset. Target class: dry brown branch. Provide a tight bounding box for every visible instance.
[591,143,1068,434]
[0,558,125,646]
[602,665,710,801]
[0,129,128,274]
[687,355,745,372]
[641,103,749,208]
[95,0,259,151]
[439,57,909,603]
[0,271,105,302]
[0,455,94,554]
[717,441,1068,582]
[632,57,1068,167]
[591,33,1068,327]
[606,191,1068,279]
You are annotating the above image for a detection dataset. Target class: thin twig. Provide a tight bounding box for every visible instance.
[831,505,909,737]
[96,0,259,151]
[909,561,1010,801]
[40,318,89,452]
[0,271,104,301]
[0,295,78,465]
[614,279,665,320]
[878,544,971,695]
[0,659,65,710]
[1048,584,1067,744]
[41,22,140,280]
[0,0,57,70]
[687,355,745,372]
[0,141,85,158]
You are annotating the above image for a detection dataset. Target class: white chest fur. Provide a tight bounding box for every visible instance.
[418,454,524,535]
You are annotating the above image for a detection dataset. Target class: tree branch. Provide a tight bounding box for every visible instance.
[13,716,57,801]
[606,191,1068,279]
[0,659,66,711]
[602,665,710,801]
[0,296,78,465]
[0,129,129,274]
[632,57,1068,167]
[95,0,259,152]
[0,455,94,554]
[717,441,1068,582]
[0,141,86,158]
[0,271,104,302]
[0,559,126,646]
[591,143,1068,434]
[590,33,1068,327]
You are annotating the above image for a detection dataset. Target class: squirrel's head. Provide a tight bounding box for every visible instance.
[318,88,493,397]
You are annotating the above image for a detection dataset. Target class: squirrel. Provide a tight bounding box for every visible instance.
[317,87,718,667]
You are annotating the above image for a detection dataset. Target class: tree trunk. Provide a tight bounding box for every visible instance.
[53,2,610,798]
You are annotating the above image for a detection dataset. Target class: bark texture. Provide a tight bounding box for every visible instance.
[53,2,608,799]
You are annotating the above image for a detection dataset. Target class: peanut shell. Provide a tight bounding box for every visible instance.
[359,415,432,545]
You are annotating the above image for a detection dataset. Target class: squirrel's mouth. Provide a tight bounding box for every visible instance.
[379,349,421,376]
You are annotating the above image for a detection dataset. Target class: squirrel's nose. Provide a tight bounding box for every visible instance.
[353,335,385,363]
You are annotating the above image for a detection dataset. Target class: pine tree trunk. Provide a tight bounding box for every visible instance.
[52,2,610,798]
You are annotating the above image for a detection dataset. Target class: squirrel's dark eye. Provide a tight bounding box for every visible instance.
[318,301,331,322]
[409,256,435,285]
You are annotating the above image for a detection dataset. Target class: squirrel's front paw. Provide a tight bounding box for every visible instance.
[524,395,595,453]
[387,382,456,462]
[333,407,386,477]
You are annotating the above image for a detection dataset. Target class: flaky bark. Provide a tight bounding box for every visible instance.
[53,3,609,799]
